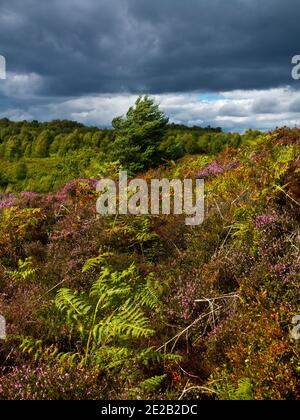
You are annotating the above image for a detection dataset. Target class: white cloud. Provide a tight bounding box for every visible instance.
[1,85,300,132]
[0,72,43,97]
[0,108,34,121]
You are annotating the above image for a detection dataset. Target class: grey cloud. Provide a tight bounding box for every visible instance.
[0,0,300,97]
[2,89,300,133]
[0,0,300,129]
[218,104,248,117]
[251,98,281,114]
[289,98,300,112]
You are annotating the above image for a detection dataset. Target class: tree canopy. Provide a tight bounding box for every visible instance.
[111,96,169,173]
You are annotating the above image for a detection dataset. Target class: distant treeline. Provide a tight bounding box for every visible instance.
[167,122,222,132]
[0,118,113,160]
[0,113,262,193]
[0,118,260,161]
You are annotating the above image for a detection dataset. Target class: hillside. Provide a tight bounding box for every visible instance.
[0,117,259,193]
[0,126,299,400]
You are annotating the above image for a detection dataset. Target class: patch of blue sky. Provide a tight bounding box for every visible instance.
[198,93,225,102]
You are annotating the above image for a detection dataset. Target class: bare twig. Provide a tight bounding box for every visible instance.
[274,184,300,207]
[213,198,225,221]
[158,293,239,353]
[179,385,217,400]
[213,225,233,258]
[194,293,239,303]
[231,189,249,205]
[157,310,216,352]
[169,239,183,257]
[175,361,202,380]
[46,279,65,295]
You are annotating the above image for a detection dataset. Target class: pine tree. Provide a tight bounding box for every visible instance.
[111,96,169,174]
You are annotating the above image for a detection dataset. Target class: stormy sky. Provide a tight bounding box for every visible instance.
[0,0,300,131]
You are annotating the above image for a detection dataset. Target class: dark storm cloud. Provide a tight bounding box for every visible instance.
[0,0,300,96]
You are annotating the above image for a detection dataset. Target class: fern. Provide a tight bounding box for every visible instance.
[93,346,133,369]
[20,261,172,377]
[20,337,44,361]
[137,347,183,367]
[234,378,254,400]
[108,300,154,339]
[54,262,163,369]
[82,251,114,272]
[89,265,134,309]
[136,273,161,310]
[216,376,254,400]
[55,288,92,323]
[139,375,167,392]
[7,258,37,282]
[20,336,82,366]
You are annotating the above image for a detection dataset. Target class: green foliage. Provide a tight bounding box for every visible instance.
[0,113,251,193]
[215,377,254,400]
[0,207,45,259]
[7,258,37,282]
[0,170,9,188]
[1,122,299,400]
[14,161,28,181]
[33,130,53,158]
[36,262,163,370]
[139,375,168,392]
[110,96,169,173]
[18,258,178,394]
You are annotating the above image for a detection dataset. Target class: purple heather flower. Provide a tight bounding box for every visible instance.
[226,160,240,171]
[0,194,18,209]
[255,213,278,229]
[55,179,97,201]
[20,192,38,200]
[196,160,240,179]
[196,162,225,179]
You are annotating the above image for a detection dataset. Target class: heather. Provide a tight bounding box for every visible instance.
[0,122,299,400]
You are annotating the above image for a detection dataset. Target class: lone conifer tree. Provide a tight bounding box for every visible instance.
[111,96,169,173]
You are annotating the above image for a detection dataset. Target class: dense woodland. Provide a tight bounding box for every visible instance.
[0,110,259,193]
[0,97,299,400]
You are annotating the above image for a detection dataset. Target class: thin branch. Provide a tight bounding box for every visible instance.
[213,198,225,221]
[274,184,300,207]
[195,293,239,303]
[179,385,217,400]
[157,309,216,352]
[46,279,65,295]
[158,293,239,352]
[213,225,233,258]
[175,361,202,380]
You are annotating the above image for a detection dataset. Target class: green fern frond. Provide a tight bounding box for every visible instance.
[93,346,133,369]
[91,303,153,346]
[139,375,167,392]
[112,300,154,338]
[234,378,254,400]
[20,337,82,366]
[82,252,114,272]
[55,288,92,322]
[36,262,163,371]
[110,263,137,284]
[7,258,37,282]
[20,337,43,361]
[136,273,160,310]
[137,347,183,367]
[215,375,254,400]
